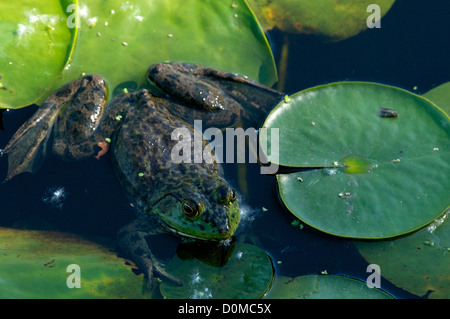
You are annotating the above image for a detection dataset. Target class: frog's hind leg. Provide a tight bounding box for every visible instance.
[52,75,109,161]
[147,62,285,128]
[52,85,138,162]
[117,217,183,288]
[2,75,105,182]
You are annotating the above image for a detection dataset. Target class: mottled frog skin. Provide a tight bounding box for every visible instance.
[2,62,284,285]
[147,62,284,128]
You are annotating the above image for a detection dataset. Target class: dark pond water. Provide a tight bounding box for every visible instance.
[0,0,448,298]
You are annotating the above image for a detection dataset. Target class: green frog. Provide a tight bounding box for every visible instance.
[2,62,283,285]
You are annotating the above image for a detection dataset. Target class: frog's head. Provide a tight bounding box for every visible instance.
[150,176,240,241]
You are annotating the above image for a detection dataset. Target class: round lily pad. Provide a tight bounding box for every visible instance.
[264,275,392,299]
[0,0,74,108]
[0,227,152,298]
[260,82,450,239]
[355,209,450,298]
[159,242,274,299]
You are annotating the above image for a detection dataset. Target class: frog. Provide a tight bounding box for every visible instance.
[2,62,284,285]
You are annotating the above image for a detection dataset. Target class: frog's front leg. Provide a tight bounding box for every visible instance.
[117,217,183,287]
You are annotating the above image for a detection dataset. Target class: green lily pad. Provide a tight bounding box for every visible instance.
[423,82,450,116]
[264,275,392,299]
[160,242,274,299]
[355,209,450,298]
[0,227,152,298]
[247,0,395,41]
[1,0,276,109]
[261,82,450,239]
[55,0,277,100]
[0,0,75,108]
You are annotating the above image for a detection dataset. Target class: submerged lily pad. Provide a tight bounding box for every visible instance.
[159,242,274,299]
[261,82,450,239]
[265,275,392,299]
[355,209,450,298]
[0,0,75,108]
[0,227,151,298]
[247,0,395,41]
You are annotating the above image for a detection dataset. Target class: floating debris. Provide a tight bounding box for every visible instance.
[378,107,398,118]
[42,186,67,210]
[323,168,338,176]
[423,240,435,247]
[291,220,304,229]
[88,17,97,28]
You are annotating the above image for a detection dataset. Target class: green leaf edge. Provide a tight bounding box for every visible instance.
[36,0,80,106]
[243,0,278,84]
[276,173,450,239]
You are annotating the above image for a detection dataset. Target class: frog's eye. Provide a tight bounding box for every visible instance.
[182,199,204,220]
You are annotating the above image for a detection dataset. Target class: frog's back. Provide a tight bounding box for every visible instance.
[112,90,218,207]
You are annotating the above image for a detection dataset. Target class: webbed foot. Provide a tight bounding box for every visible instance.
[117,218,183,288]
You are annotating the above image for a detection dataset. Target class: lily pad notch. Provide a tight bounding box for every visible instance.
[260,82,450,239]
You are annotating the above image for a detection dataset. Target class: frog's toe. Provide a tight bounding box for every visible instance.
[153,262,183,286]
[95,141,110,159]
